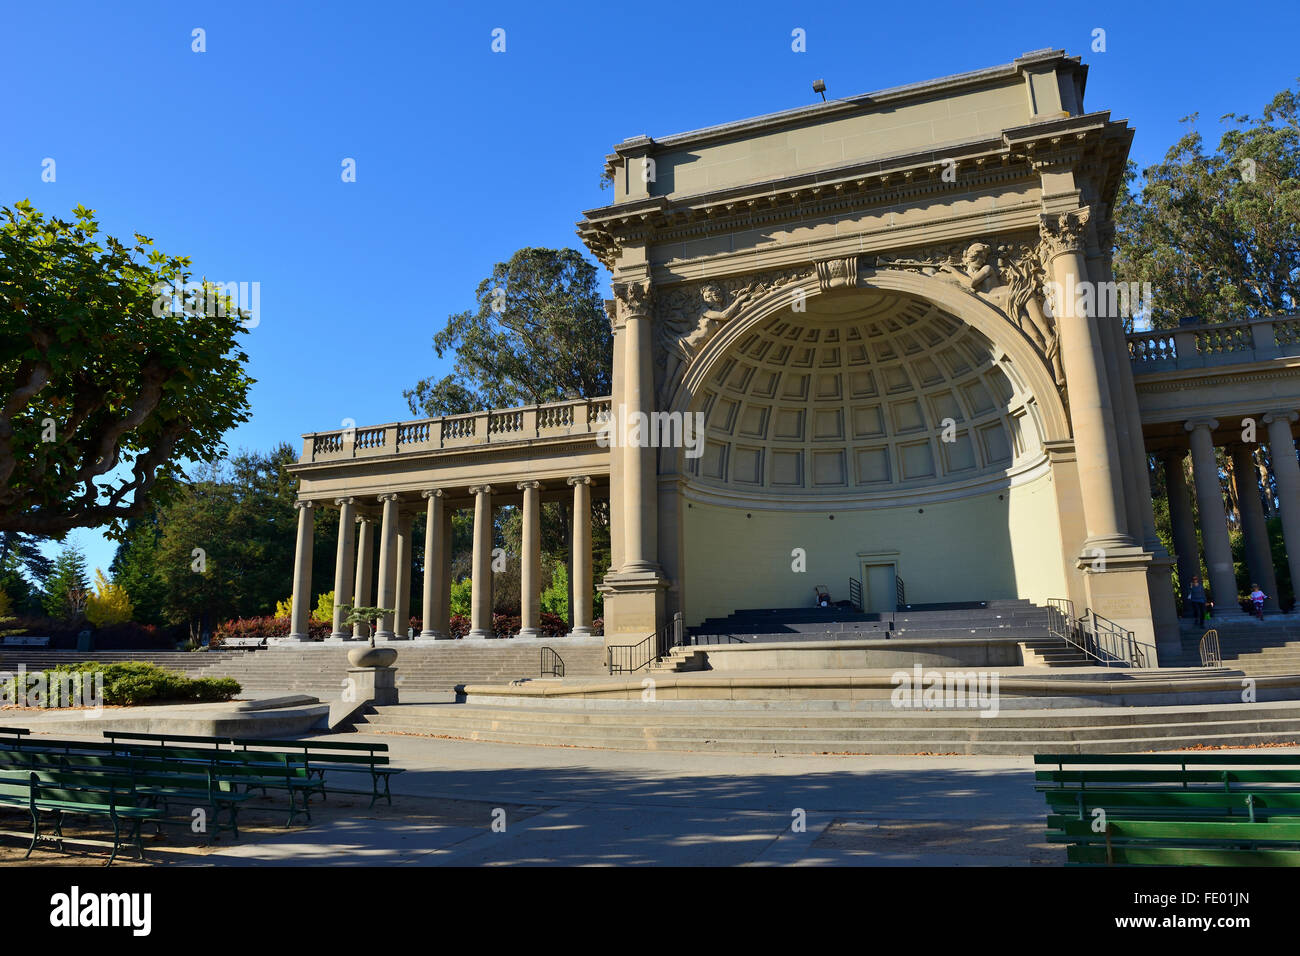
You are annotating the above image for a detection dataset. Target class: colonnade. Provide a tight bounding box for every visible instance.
[287,477,599,641]
[1161,411,1300,613]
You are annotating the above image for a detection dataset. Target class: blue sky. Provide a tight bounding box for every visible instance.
[2,0,1297,577]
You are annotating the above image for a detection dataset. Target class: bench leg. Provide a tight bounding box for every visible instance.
[107,816,120,867]
[25,808,39,860]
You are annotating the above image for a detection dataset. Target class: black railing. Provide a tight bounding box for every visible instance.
[896,575,906,611]
[607,613,686,675]
[540,646,565,677]
[1046,597,1156,668]
[1199,629,1222,668]
[848,577,863,611]
[608,635,653,674]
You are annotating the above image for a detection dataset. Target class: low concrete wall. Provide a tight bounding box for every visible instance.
[12,696,330,738]
[699,638,1025,671]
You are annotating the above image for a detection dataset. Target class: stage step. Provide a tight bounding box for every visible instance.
[356,699,1300,755]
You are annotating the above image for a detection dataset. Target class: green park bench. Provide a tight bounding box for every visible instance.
[1,747,253,839]
[5,737,317,827]
[0,767,163,865]
[0,728,30,742]
[229,737,404,808]
[106,731,404,809]
[1035,753,1300,866]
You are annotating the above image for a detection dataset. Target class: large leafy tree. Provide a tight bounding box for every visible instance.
[0,201,254,536]
[1113,83,1300,329]
[0,531,53,613]
[403,247,612,416]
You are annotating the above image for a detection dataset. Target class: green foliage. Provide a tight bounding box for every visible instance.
[0,200,255,536]
[540,562,568,618]
[8,661,240,707]
[449,577,472,617]
[403,247,612,416]
[1114,82,1300,328]
[42,543,89,620]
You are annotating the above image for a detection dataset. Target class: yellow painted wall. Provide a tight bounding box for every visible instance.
[681,469,1066,625]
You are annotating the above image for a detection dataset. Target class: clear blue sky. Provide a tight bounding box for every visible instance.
[2,0,1297,576]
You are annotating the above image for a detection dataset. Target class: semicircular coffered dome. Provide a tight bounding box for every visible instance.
[687,288,1045,497]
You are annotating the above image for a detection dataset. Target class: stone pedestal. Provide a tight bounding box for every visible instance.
[1080,547,1160,661]
[348,665,399,706]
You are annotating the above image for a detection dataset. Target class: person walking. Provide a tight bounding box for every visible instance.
[1187,576,1208,628]
[1249,584,1268,621]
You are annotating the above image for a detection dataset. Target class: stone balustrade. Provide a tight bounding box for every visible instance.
[301,397,613,463]
[1127,314,1300,373]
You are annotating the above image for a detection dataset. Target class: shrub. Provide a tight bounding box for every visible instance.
[448,614,470,639]
[34,661,241,707]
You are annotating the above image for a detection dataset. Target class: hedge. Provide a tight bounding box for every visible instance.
[5,662,242,707]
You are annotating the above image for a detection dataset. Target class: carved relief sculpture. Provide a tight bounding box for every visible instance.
[654,267,813,405]
[877,240,1065,387]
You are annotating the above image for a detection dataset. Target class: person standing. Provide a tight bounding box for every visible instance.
[1187,576,1208,628]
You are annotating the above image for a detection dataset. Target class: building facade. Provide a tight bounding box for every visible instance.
[289,50,1300,664]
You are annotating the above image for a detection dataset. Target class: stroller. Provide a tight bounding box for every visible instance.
[814,585,831,608]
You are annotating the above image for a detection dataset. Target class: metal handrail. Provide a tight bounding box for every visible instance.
[607,613,686,675]
[1199,629,1222,668]
[896,576,907,611]
[1045,598,1154,668]
[848,577,863,612]
[607,635,653,674]
[540,646,565,677]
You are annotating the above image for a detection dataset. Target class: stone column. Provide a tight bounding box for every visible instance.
[467,484,494,639]
[619,280,659,573]
[1231,444,1280,610]
[1264,410,1300,605]
[328,497,356,641]
[373,493,400,640]
[391,512,413,639]
[517,481,542,638]
[1041,208,1153,650]
[568,476,593,637]
[1186,419,1238,610]
[420,490,447,639]
[1162,449,1201,606]
[352,516,374,639]
[1040,209,1132,554]
[288,500,315,641]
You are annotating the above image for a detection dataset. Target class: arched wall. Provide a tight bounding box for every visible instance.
[662,271,1073,624]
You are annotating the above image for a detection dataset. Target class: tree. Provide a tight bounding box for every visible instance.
[42,543,89,620]
[403,247,612,416]
[0,531,52,614]
[108,511,167,625]
[85,568,133,627]
[1113,82,1300,329]
[0,201,255,536]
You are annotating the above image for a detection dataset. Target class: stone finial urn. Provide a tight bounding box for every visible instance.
[347,646,398,668]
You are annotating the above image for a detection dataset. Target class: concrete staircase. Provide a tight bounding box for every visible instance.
[354,698,1300,755]
[185,641,610,698]
[691,599,1052,644]
[1163,617,1300,676]
[1017,637,1094,668]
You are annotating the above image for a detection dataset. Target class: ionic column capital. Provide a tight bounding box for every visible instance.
[567,475,592,487]
[1183,417,1220,433]
[421,488,445,499]
[376,493,401,503]
[1262,409,1299,426]
[294,499,315,511]
[334,496,355,507]
[467,484,493,496]
[517,480,542,491]
[1038,206,1092,265]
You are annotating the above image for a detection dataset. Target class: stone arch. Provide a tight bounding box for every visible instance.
[661,268,1070,484]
